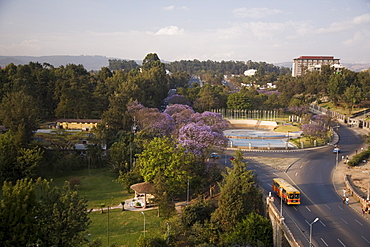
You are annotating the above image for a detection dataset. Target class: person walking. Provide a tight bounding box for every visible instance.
[345,197,349,205]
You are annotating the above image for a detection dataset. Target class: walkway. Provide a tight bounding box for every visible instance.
[332,127,370,220]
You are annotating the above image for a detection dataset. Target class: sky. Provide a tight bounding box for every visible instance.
[0,0,370,64]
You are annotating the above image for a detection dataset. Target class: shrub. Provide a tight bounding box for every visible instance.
[69,177,81,188]
[348,150,370,167]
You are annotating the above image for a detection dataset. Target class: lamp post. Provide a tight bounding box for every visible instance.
[309,217,319,247]
[186,178,190,206]
[362,171,370,201]
[280,188,283,217]
[141,212,146,238]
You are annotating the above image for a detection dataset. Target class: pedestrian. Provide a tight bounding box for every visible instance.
[356,150,358,155]
[343,189,346,197]
[342,197,345,204]
[345,197,349,205]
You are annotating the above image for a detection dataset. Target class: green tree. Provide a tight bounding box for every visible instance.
[227,92,251,110]
[327,73,347,106]
[0,90,40,145]
[211,150,263,233]
[0,178,90,246]
[0,132,43,182]
[343,84,361,115]
[136,137,192,196]
[222,212,273,247]
[54,64,93,119]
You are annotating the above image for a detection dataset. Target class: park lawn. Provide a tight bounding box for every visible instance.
[86,208,165,247]
[290,136,327,148]
[274,125,301,133]
[319,102,366,115]
[45,167,132,208]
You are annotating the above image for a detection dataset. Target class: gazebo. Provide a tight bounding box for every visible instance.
[130,182,155,208]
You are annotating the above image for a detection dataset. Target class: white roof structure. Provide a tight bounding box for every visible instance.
[244,69,257,76]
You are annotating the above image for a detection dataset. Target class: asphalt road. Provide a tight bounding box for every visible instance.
[225,125,370,247]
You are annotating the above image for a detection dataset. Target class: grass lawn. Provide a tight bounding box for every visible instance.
[274,125,301,133]
[41,167,167,246]
[319,102,366,115]
[44,167,132,208]
[87,208,165,247]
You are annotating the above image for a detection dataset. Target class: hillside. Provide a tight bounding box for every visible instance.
[0,55,111,71]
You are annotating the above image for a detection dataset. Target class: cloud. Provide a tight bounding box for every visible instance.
[0,39,41,55]
[153,26,185,36]
[217,20,312,41]
[163,5,189,11]
[317,13,370,33]
[343,31,370,46]
[163,5,175,11]
[233,7,282,19]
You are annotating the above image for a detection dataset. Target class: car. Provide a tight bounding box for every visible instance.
[333,147,341,153]
[210,152,220,159]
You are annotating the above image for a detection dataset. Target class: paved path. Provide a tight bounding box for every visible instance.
[331,127,370,221]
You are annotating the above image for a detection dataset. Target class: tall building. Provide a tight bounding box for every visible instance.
[292,56,343,77]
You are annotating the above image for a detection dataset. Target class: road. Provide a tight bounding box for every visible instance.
[225,125,370,247]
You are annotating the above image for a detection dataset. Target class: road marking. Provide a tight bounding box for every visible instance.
[305,206,311,212]
[320,238,328,246]
[355,219,363,226]
[337,238,346,247]
[295,172,298,176]
[292,206,297,211]
[300,165,303,168]
[267,183,272,187]
[340,218,348,224]
[338,205,344,211]
[362,236,370,244]
[325,204,331,210]
[272,172,278,176]
[320,221,326,227]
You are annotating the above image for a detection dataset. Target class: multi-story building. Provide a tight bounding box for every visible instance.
[292,56,343,77]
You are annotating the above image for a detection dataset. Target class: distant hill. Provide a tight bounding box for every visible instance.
[0,55,112,71]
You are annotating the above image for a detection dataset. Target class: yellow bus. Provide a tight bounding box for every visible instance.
[272,178,301,205]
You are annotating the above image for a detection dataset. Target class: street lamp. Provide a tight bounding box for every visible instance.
[309,217,319,247]
[362,171,370,201]
[280,188,283,217]
[141,212,146,238]
[336,146,339,168]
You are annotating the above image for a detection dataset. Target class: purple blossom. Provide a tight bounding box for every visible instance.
[311,114,330,126]
[166,94,191,105]
[127,100,145,116]
[164,104,194,116]
[135,107,175,137]
[190,111,230,134]
[301,124,326,139]
[287,105,308,116]
[178,122,228,157]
